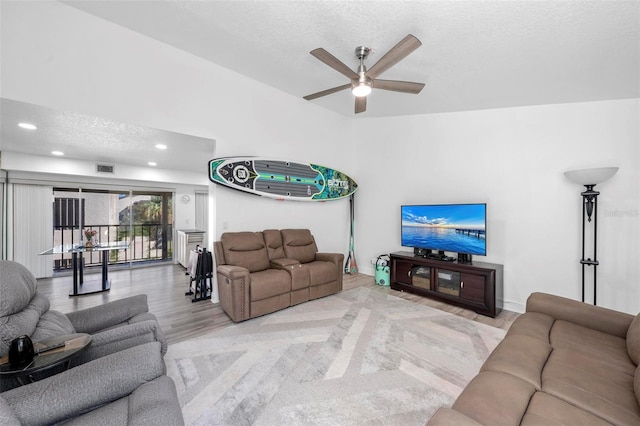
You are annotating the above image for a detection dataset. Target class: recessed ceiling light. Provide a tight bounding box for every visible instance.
[155,144,167,150]
[148,162,157,166]
[18,122,37,130]
[51,151,64,156]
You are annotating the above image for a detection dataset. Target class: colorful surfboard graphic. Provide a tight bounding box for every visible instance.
[209,157,358,201]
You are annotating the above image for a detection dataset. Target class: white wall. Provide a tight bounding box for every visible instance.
[355,99,640,314]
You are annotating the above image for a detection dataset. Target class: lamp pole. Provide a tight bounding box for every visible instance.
[579,185,599,304]
[564,167,618,306]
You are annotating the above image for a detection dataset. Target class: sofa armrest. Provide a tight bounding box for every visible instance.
[428,408,483,426]
[72,319,168,365]
[217,265,251,322]
[217,264,249,279]
[270,258,300,268]
[65,294,149,334]
[316,252,344,292]
[315,252,343,266]
[2,342,165,426]
[526,292,634,338]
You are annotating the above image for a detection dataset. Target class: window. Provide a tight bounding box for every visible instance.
[53,198,84,228]
[51,188,173,271]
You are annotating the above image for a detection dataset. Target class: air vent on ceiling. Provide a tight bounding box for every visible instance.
[96,164,115,174]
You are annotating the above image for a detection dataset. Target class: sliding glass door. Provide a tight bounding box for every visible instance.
[124,191,172,264]
[52,188,173,271]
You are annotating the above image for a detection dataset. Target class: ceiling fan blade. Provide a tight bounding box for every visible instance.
[374,79,425,94]
[367,34,422,79]
[355,96,367,114]
[303,83,351,101]
[310,48,359,80]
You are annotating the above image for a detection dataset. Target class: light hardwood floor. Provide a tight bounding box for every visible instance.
[37,263,519,345]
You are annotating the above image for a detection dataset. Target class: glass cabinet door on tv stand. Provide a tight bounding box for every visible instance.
[389,251,503,317]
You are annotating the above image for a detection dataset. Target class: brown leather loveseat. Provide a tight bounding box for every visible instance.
[214,229,344,322]
[429,292,640,425]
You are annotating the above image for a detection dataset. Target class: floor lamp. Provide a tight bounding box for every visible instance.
[564,167,618,305]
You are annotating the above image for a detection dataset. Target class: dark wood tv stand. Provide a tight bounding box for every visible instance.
[390,251,503,317]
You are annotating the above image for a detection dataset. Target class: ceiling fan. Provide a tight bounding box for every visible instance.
[303,34,425,114]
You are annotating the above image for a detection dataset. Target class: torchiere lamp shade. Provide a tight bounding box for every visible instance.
[564,167,619,186]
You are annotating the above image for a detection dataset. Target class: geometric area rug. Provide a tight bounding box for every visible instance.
[165,286,506,425]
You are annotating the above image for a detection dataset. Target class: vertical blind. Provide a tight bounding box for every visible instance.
[0,181,4,260]
[195,192,208,234]
[12,184,53,278]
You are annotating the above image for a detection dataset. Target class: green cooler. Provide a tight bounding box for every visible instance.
[375,254,390,286]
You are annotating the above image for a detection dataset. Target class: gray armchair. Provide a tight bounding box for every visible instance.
[0,342,184,425]
[63,295,167,365]
[0,260,167,390]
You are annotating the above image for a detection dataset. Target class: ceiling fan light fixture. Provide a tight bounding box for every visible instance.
[304,35,423,112]
[18,122,37,130]
[352,61,372,97]
[351,81,372,97]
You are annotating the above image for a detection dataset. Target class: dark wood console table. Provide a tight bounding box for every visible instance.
[390,251,503,317]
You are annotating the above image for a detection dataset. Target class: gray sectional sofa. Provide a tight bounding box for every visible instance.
[0,260,167,391]
[214,228,344,322]
[428,292,640,425]
[1,342,183,425]
[0,260,184,425]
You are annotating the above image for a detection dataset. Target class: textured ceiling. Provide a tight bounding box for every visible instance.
[63,0,640,117]
[0,99,215,173]
[1,1,638,173]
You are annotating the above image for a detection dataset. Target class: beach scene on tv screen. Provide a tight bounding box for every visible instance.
[401,204,486,255]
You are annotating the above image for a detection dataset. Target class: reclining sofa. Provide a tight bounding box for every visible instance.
[214,229,344,322]
[428,292,640,425]
[0,260,167,391]
[1,342,183,426]
[0,260,184,425]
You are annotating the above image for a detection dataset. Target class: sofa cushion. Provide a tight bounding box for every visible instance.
[0,292,50,357]
[62,375,184,426]
[428,408,483,425]
[627,313,640,365]
[31,310,76,342]
[526,292,632,338]
[551,320,631,370]
[221,232,270,273]
[0,261,38,317]
[547,344,635,388]
[521,392,612,426]
[452,371,536,426]
[481,334,552,389]
[542,331,639,426]
[304,260,337,287]
[504,312,554,343]
[281,229,317,264]
[249,269,291,302]
[542,362,640,425]
[263,229,286,260]
[3,342,170,425]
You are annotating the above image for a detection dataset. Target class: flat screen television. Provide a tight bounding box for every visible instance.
[401,203,487,256]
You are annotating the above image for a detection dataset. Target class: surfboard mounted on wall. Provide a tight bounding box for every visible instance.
[209,157,358,201]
